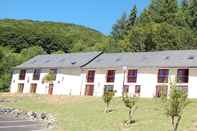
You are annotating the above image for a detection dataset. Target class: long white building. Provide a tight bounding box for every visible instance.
[10,50,197,98]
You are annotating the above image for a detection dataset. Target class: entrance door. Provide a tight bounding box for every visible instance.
[48,84,53,95]
[85,85,94,96]
[30,83,37,93]
[18,83,24,93]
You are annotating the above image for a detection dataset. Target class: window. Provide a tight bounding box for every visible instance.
[85,85,94,96]
[177,69,189,83]
[123,85,129,94]
[30,83,37,93]
[19,70,26,80]
[33,69,41,80]
[86,70,95,83]
[104,85,114,93]
[155,85,168,97]
[177,85,188,94]
[18,83,24,93]
[135,85,141,94]
[106,70,115,82]
[127,69,137,83]
[50,69,57,80]
[158,69,169,83]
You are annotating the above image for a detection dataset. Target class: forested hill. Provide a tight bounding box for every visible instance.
[0,19,107,53]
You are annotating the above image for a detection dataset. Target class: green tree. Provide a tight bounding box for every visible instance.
[103,91,114,113]
[111,13,128,40]
[148,0,178,24]
[161,81,190,131]
[126,5,137,30]
[42,71,56,84]
[122,94,137,125]
[187,0,197,30]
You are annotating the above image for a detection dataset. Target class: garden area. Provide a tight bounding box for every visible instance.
[0,93,197,131]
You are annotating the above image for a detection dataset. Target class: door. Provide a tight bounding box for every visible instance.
[85,85,94,96]
[18,83,24,93]
[48,84,53,95]
[30,83,37,93]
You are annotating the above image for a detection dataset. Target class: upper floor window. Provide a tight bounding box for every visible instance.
[177,69,189,83]
[50,69,57,80]
[86,70,95,83]
[158,69,169,83]
[106,70,115,83]
[19,70,26,80]
[127,69,137,83]
[33,69,41,80]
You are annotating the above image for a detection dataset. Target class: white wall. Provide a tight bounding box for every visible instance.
[10,68,82,96]
[81,68,197,98]
[10,67,197,98]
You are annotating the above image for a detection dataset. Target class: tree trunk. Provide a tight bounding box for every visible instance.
[128,109,132,123]
[174,116,181,131]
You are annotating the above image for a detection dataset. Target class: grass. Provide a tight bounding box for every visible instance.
[0,93,197,131]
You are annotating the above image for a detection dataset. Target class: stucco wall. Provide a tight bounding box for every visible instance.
[10,68,82,96]
[81,68,197,98]
[10,67,197,98]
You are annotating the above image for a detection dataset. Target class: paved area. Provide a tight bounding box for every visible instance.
[0,116,45,131]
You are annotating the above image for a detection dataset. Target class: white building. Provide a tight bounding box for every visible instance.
[10,50,197,98]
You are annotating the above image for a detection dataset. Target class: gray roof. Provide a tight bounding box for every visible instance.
[15,52,102,69]
[83,50,197,68]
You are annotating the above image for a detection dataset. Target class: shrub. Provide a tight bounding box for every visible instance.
[161,82,190,131]
[122,94,137,125]
[103,91,115,113]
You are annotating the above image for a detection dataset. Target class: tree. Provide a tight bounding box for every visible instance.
[111,13,128,40]
[161,81,190,131]
[42,71,56,84]
[148,0,178,24]
[127,5,137,30]
[187,0,197,30]
[122,94,137,125]
[103,91,114,113]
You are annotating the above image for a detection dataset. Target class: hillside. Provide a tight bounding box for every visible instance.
[0,19,107,53]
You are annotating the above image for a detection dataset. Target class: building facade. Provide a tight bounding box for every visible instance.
[10,50,197,98]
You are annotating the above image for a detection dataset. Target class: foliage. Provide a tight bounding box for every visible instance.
[103,91,115,113]
[161,81,190,131]
[110,0,197,52]
[42,71,56,84]
[0,19,107,53]
[122,94,137,125]
[0,46,45,91]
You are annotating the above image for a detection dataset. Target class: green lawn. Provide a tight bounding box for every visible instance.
[0,94,197,131]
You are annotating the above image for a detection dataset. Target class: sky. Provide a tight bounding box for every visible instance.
[0,0,150,35]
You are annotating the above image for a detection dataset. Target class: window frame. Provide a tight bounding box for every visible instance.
[127,69,137,83]
[33,69,41,80]
[86,70,95,83]
[19,70,26,80]
[106,70,115,83]
[18,83,24,93]
[177,69,189,83]
[157,69,169,83]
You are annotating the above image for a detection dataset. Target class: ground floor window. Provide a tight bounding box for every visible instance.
[135,85,141,95]
[85,84,94,96]
[30,83,37,93]
[123,85,129,94]
[176,85,188,95]
[155,85,168,97]
[18,83,24,93]
[104,85,114,93]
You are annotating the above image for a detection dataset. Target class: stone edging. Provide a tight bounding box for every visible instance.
[0,108,56,129]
